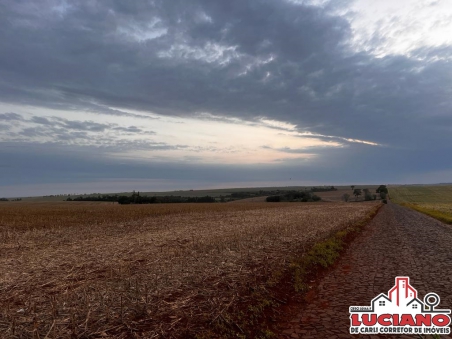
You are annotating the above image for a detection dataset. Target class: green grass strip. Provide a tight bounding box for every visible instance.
[291,204,382,292]
[399,203,452,225]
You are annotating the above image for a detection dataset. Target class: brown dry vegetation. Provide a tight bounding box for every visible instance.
[0,201,379,338]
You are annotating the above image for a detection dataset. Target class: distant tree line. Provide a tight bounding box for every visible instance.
[67,191,216,204]
[214,188,336,202]
[310,186,337,192]
[66,189,297,204]
[0,198,22,201]
[266,191,321,203]
[68,194,118,202]
[223,190,291,201]
[343,185,388,203]
[117,195,216,204]
[44,194,73,197]
[351,188,377,201]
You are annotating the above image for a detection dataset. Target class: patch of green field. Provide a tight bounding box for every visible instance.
[389,185,452,224]
[389,185,452,204]
[403,204,452,224]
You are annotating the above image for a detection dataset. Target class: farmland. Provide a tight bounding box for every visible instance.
[389,185,452,224]
[0,200,380,338]
[15,185,381,203]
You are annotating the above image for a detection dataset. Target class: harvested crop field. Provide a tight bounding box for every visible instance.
[314,186,381,202]
[0,201,379,338]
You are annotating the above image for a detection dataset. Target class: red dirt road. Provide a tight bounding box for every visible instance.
[278,202,452,338]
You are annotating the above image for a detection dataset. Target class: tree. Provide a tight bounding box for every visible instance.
[376,185,388,194]
[362,188,372,201]
[353,188,362,201]
[342,193,350,202]
[351,185,355,191]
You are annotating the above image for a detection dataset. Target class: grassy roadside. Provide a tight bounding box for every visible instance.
[199,203,383,339]
[389,185,452,225]
[397,203,452,225]
[289,203,382,293]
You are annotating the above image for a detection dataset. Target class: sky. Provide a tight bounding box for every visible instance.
[1,0,452,197]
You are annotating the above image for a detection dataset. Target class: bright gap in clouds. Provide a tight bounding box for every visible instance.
[78,109,342,164]
[0,103,377,165]
[348,0,452,57]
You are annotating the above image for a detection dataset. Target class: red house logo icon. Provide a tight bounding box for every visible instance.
[388,277,417,307]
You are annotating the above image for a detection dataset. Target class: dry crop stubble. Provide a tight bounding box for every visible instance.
[0,201,378,337]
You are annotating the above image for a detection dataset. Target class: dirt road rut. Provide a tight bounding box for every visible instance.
[278,202,452,338]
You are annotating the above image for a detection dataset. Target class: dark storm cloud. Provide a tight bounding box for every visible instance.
[0,0,451,193]
[0,1,351,115]
[1,0,449,148]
